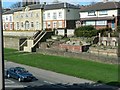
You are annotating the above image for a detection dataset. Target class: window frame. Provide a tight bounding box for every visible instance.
[88,11,96,16]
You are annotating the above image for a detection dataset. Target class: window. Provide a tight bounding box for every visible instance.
[58,21,62,28]
[47,13,50,19]
[58,12,62,18]
[16,15,19,18]
[17,22,19,30]
[9,16,12,21]
[10,23,13,30]
[25,21,29,30]
[36,21,39,30]
[21,22,24,28]
[96,21,107,25]
[53,12,57,19]
[20,14,23,18]
[31,22,34,27]
[43,22,46,29]
[53,21,57,28]
[6,16,8,20]
[43,14,45,20]
[6,23,8,28]
[47,22,51,28]
[99,10,108,15]
[88,11,96,16]
[86,21,95,25]
[36,13,39,17]
[25,13,28,17]
[30,12,33,17]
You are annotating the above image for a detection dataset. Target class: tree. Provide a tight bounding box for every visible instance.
[10,2,22,9]
[90,2,96,5]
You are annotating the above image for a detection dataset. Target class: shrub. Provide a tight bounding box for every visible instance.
[98,27,112,37]
[116,26,120,32]
[74,25,97,37]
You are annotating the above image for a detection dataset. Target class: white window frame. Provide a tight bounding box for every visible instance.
[99,10,108,15]
[88,11,96,16]
[58,12,62,18]
[47,13,50,19]
[53,12,57,19]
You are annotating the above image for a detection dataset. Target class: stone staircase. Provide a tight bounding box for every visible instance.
[19,31,52,52]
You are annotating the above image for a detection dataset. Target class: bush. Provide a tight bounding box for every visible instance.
[98,27,112,37]
[74,25,97,37]
[116,26,120,32]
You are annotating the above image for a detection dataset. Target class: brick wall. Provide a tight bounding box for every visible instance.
[59,44,82,52]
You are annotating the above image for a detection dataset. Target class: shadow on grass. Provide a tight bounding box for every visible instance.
[6,81,119,90]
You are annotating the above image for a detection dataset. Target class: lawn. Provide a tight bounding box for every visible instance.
[4,48,118,83]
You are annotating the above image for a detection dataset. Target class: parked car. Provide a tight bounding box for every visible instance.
[6,67,35,82]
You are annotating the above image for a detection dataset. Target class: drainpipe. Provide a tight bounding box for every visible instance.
[0,0,5,90]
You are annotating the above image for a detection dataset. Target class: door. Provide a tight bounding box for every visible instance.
[111,20,115,30]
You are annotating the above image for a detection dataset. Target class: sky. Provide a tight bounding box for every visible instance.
[2,0,120,8]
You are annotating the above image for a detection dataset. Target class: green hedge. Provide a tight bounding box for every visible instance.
[74,26,97,37]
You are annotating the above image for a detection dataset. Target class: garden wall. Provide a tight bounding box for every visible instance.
[37,48,118,64]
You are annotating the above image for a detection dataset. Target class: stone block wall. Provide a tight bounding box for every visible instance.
[4,36,20,50]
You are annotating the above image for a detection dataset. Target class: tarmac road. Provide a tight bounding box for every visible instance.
[5,60,118,90]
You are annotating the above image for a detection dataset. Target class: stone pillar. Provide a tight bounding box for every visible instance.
[98,33,101,45]
[108,33,111,46]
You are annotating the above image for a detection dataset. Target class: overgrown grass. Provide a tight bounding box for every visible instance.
[4,48,118,83]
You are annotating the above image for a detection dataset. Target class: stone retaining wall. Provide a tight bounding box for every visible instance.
[37,48,118,64]
[4,36,20,50]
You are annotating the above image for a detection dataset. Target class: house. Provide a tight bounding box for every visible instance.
[13,4,44,31]
[2,9,14,30]
[78,1,120,30]
[43,3,80,36]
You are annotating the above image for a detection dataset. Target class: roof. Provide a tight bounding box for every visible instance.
[26,4,44,10]
[2,4,43,15]
[80,2,120,12]
[3,3,79,15]
[3,8,23,15]
[44,3,80,10]
[81,16,115,21]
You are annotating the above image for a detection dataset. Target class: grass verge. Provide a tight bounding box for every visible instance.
[4,48,118,83]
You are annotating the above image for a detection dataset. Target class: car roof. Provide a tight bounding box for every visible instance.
[15,67,25,70]
[9,67,25,70]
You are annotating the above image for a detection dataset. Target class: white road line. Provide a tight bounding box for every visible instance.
[44,81,54,84]
[5,85,27,88]
[5,79,15,84]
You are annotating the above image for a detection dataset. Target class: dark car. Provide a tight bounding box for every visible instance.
[6,67,35,82]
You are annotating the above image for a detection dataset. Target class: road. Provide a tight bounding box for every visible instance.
[5,61,118,90]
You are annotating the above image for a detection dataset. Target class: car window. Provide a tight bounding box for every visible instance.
[16,68,27,73]
[10,68,15,72]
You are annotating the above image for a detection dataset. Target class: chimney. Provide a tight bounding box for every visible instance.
[103,0,108,3]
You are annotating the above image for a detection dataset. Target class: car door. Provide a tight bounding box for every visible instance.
[9,68,15,78]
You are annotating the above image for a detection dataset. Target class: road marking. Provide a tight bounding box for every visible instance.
[44,81,54,84]
[5,79,15,84]
[5,85,27,88]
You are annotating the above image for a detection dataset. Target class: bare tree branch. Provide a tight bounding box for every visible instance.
[10,2,22,9]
